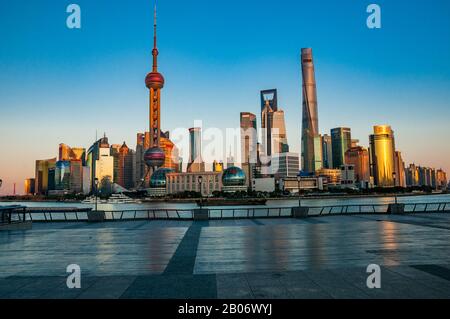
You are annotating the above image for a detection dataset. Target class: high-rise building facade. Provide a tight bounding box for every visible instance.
[55,160,71,191]
[321,134,333,169]
[113,142,135,189]
[331,127,352,169]
[369,125,396,187]
[272,110,289,154]
[436,169,448,190]
[24,178,35,195]
[316,168,342,187]
[313,135,323,171]
[261,99,274,157]
[345,146,370,185]
[406,163,420,187]
[135,133,146,186]
[271,152,300,179]
[187,127,205,172]
[394,151,406,187]
[87,135,112,189]
[260,89,278,113]
[240,112,257,164]
[35,158,56,195]
[300,48,319,173]
[160,131,180,172]
[59,144,86,164]
[69,159,83,193]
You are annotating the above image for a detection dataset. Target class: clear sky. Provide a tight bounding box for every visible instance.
[1,0,450,195]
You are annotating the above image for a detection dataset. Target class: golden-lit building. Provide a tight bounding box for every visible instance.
[345,146,370,184]
[316,168,341,187]
[369,125,396,187]
[24,178,35,195]
[436,169,448,189]
[160,134,179,171]
[35,158,57,194]
[59,143,86,163]
[394,151,406,187]
[406,163,420,186]
[213,160,224,172]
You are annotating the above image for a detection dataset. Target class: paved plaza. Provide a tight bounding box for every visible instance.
[1,213,450,298]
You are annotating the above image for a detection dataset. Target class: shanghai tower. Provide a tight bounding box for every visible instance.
[300,48,319,173]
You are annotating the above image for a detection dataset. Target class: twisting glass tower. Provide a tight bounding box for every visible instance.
[300,48,319,173]
[144,4,165,170]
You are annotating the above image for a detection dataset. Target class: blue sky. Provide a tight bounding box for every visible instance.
[1,0,450,194]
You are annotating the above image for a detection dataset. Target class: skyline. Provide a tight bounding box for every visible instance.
[1,0,450,195]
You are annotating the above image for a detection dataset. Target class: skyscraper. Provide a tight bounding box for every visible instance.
[87,135,114,190]
[160,131,180,172]
[394,151,406,187]
[321,134,333,169]
[261,98,274,157]
[113,142,135,189]
[331,127,352,169]
[240,112,257,165]
[135,133,146,186]
[369,125,396,187]
[261,91,289,157]
[345,146,370,185]
[260,89,278,113]
[55,160,71,191]
[313,135,323,171]
[300,48,319,173]
[35,158,56,195]
[59,144,86,164]
[272,110,289,154]
[24,178,35,195]
[187,127,205,172]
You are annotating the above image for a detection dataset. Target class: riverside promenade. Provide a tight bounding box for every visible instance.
[1,212,450,299]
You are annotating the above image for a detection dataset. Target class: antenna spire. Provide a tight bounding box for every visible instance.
[152,1,158,72]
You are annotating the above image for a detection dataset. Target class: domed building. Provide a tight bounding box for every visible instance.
[148,168,174,197]
[221,166,248,192]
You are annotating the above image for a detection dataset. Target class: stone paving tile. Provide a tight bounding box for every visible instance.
[304,269,370,299]
[2,214,450,298]
[216,274,253,299]
[120,274,217,299]
[77,276,137,299]
[2,276,66,299]
[278,271,332,299]
[387,265,450,298]
[17,276,100,299]
[335,266,447,299]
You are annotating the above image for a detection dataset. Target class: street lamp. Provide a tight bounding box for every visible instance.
[297,175,301,207]
[198,175,203,208]
[94,178,99,211]
[392,172,398,205]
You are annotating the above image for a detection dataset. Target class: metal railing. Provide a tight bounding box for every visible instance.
[308,202,450,216]
[208,207,292,219]
[0,206,27,225]
[19,201,450,222]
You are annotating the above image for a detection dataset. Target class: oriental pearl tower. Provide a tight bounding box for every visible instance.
[143,4,165,173]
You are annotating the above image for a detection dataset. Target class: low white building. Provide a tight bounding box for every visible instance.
[166,172,222,196]
[340,164,356,189]
[252,177,275,192]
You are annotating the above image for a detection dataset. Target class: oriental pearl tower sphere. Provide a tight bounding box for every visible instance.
[144,4,165,169]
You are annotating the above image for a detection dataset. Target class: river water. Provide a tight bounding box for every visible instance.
[2,193,450,211]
